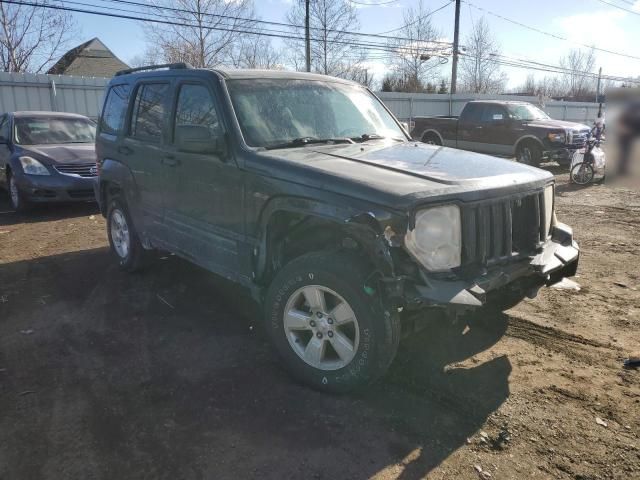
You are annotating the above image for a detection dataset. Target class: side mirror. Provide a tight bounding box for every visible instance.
[175,125,226,156]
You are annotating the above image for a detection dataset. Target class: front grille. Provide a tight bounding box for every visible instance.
[67,189,95,199]
[567,129,590,148]
[462,191,547,266]
[54,163,98,177]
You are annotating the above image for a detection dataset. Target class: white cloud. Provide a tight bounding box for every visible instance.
[634,1,640,13]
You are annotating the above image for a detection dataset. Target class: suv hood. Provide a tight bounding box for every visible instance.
[18,144,96,165]
[525,118,589,131]
[257,141,552,209]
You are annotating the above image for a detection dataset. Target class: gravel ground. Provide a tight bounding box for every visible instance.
[0,170,638,480]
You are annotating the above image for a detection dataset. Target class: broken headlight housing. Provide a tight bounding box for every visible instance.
[405,205,461,272]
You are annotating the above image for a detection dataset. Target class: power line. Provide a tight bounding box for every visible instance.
[95,0,452,45]
[374,0,454,35]
[463,0,640,61]
[594,0,640,15]
[348,0,399,5]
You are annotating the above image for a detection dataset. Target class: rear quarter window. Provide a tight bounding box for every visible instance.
[100,84,131,136]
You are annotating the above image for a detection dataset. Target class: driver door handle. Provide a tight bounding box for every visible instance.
[117,145,133,155]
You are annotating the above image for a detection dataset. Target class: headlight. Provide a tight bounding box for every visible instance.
[547,132,566,143]
[19,156,50,175]
[405,205,461,271]
[544,185,554,236]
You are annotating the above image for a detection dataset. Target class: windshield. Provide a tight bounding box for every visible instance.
[14,117,96,145]
[507,104,550,121]
[226,78,406,149]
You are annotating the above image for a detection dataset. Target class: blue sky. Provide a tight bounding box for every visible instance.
[72,0,640,88]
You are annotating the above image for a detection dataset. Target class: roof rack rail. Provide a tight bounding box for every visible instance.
[115,62,192,76]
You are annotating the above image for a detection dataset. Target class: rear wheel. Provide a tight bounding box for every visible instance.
[264,252,400,392]
[107,197,145,272]
[570,162,594,185]
[421,132,442,146]
[516,141,542,166]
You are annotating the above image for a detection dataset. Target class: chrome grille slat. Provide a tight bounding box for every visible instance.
[54,162,98,178]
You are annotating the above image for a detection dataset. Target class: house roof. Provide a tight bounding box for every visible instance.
[47,38,129,77]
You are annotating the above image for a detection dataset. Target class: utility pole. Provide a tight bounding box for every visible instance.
[305,0,311,72]
[596,66,602,102]
[450,0,461,94]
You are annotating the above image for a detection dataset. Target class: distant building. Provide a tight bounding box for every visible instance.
[47,38,129,77]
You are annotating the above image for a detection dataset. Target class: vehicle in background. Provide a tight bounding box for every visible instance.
[0,111,98,211]
[95,65,579,393]
[410,100,591,166]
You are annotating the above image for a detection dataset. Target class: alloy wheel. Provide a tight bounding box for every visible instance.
[110,209,130,259]
[283,285,359,371]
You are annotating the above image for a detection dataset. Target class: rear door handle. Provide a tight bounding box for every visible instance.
[162,154,180,167]
[475,126,484,129]
[117,146,133,155]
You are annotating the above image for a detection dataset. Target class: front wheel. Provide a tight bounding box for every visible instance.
[570,162,594,185]
[516,142,542,166]
[264,252,400,393]
[7,172,31,212]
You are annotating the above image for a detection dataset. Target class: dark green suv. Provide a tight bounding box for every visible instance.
[95,64,579,392]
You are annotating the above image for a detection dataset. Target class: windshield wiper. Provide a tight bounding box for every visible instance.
[265,137,355,150]
[351,133,404,142]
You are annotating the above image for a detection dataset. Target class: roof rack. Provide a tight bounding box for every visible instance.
[115,62,192,77]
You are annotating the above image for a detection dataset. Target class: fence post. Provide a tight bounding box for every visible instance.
[409,96,413,124]
[49,78,58,112]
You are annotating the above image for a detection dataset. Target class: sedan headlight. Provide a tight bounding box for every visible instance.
[405,205,461,271]
[544,185,554,236]
[547,132,566,143]
[19,156,50,175]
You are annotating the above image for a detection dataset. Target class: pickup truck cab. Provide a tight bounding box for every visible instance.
[411,100,591,166]
[95,65,579,392]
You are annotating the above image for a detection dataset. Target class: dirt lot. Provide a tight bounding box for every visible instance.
[0,170,638,480]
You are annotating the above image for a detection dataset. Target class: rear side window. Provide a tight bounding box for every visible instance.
[0,115,9,141]
[461,103,482,122]
[100,84,130,135]
[131,83,169,141]
[174,84,221,137]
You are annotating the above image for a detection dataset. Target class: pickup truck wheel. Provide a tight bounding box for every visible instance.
[421,132,442,146]
[516,142,542,166]
[264,252,400,393]
[107,197,145,272]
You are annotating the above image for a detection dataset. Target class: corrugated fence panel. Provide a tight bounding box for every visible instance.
[0,72,109,119]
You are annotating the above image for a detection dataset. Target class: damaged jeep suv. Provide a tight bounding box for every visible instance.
[95,64,579,392]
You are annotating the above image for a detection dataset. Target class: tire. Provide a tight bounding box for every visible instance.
[264,252,400,393]
[7,171,31,212]
[422,132,442,146]
[570,162,594,185]
[516,141,542,166]
[106,196,146,272]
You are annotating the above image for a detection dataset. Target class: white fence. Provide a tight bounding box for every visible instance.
[0,71,601,126]
[0,72,108,119]
[376,92,601,125]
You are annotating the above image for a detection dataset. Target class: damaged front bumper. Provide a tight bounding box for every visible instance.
[409,222,579,308]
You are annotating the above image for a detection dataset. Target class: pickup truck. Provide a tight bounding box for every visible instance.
[96,66,579,392]
[411,100,591,166]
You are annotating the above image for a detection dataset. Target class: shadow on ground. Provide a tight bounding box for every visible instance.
[0,247,510,479]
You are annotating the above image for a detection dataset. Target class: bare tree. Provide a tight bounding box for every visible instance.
[229,36,282,69]
[559,48,597,98]
[386,0,445,92]
[459,17,507,94]
[0,1,77,73]
[141,0,258,68]
[286,0,365,77]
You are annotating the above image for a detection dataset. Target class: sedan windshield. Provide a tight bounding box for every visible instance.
[226,78,406,149]
[507,104,550,121]
[14,117,96,145]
